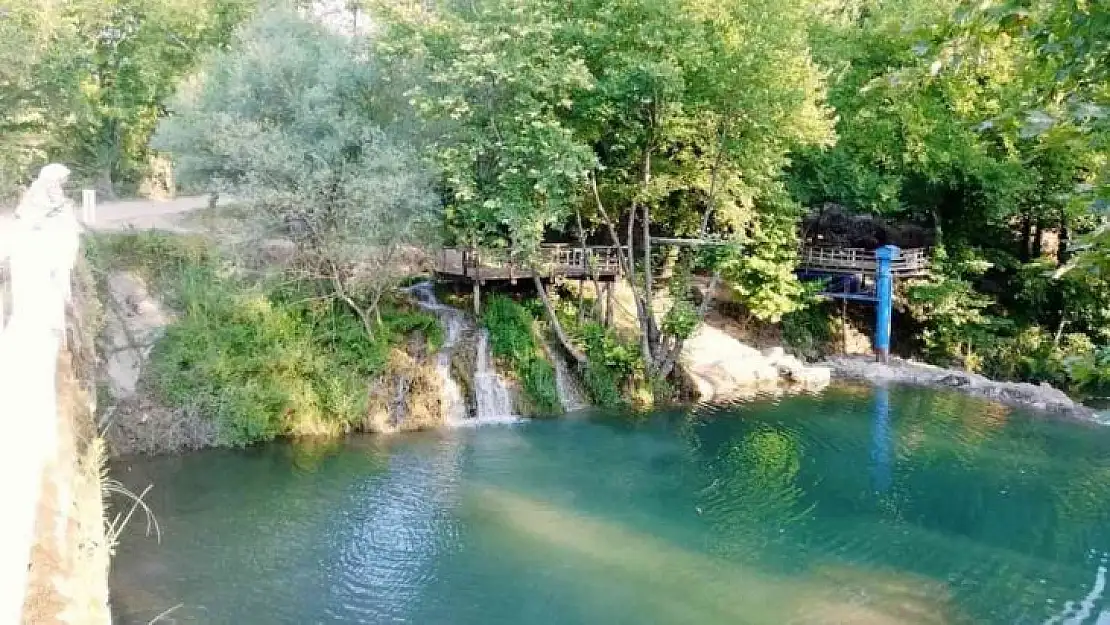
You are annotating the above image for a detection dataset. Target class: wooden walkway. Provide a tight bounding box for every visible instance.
[798,246,930,277]
[434,243,929,285]
[435,245,623,282]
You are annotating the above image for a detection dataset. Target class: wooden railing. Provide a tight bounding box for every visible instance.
[799,246,930,277]
[438,245,624,280]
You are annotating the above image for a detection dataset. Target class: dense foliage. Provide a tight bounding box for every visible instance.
[88,232,441,446]
[481,295,560,414]
[786,0,1110,396]
[1,0,254,197]
[154,9,441,340]
[375,0,834,392]
[18,0,1110,408]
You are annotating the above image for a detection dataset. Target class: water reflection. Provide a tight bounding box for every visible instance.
[870,384,893,494]
[1044,558,1110,625]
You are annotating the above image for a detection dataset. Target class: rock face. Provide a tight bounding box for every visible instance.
[363,345,444,434]
[826,355,1095,418]
[99,271,218,454]
[679,324,831,402]
[763,347,833,389]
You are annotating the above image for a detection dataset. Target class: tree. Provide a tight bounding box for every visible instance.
[373,0,598,360]
[155,8,440,339]
[376,0,834,388]
[0,0,253,197]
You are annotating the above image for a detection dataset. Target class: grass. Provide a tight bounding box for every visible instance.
[481,295,561,414]
[86,231,442,447]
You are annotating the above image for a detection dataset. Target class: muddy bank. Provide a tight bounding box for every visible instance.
[826,355,1098,419]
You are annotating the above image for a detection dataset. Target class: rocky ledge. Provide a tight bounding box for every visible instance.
[825,355,1099,420]
[679,323,831,402]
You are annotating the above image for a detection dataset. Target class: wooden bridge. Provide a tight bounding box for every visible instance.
[434,245,624,283]
[433,243,929,297]
[797,246,930,303]
[798,246,930,278]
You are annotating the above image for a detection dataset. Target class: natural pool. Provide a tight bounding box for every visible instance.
[110,384,1110,624]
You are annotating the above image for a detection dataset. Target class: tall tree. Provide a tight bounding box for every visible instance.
[0,0,253,197]
[377,0,834,386]
[155,9,441,338]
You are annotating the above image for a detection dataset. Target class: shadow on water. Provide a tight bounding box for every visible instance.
[110,384,1110,624]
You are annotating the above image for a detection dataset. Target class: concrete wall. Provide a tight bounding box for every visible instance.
[0,187,82,624]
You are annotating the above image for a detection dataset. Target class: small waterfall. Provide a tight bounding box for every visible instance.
[474,330,516,422]
[405,283,468,425]
[405,282,518,426]
[547,341,589,413]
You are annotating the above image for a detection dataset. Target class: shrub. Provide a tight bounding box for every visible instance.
[781,303,836,360]
[482,295,560,414]
[578,322,641,408]
[90,232,440,446]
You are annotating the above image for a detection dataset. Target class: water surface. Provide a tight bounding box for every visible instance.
[111,384,1110,624]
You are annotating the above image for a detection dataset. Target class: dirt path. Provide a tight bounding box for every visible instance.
[89,195,222,232]
[0,196,220,246]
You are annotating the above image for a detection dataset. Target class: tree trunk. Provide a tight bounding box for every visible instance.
[589,174,651,345]
[1058,211,1071,265]
[658,271,721,378]
[332,276,375,341]
[533,275,587,364]
[1020,214,1032,262]
[575,207,589,325]
[604,281,615,328]
[643,200,659,364]
[590,275,603,321]
[95,167,117,201]
[625,201,655,369]
[1033,221,1044,259]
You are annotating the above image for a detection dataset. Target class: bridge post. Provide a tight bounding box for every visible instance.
[874,245,899,363]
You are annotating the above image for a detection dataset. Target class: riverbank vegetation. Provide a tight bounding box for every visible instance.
[481,295,560,414]
[87,232,442,446]
[12,0,1110,407]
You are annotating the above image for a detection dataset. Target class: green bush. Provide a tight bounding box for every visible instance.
[980,326,1110,396]
[89,232,440,446]
[781,303,835,359]
[482,295,560,414]
[578,322,641,408]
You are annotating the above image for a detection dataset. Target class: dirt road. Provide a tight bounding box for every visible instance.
[88,195,222,231]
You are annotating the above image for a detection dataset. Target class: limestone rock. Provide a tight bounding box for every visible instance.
[762,346,786,362]
[825,355,1094,418]
[680,323,830,402]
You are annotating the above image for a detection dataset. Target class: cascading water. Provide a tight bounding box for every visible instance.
[405,283,468,425]
[546,341,589,413]
[405,282,518,426]
[474,330,516,421]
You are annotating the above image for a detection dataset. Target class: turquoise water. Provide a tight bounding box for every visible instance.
[110,384,1110,624]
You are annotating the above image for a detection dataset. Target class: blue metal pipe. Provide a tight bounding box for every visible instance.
[874,246,899,362]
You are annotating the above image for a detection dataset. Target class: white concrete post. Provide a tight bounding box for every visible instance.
[81,189,96,225]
